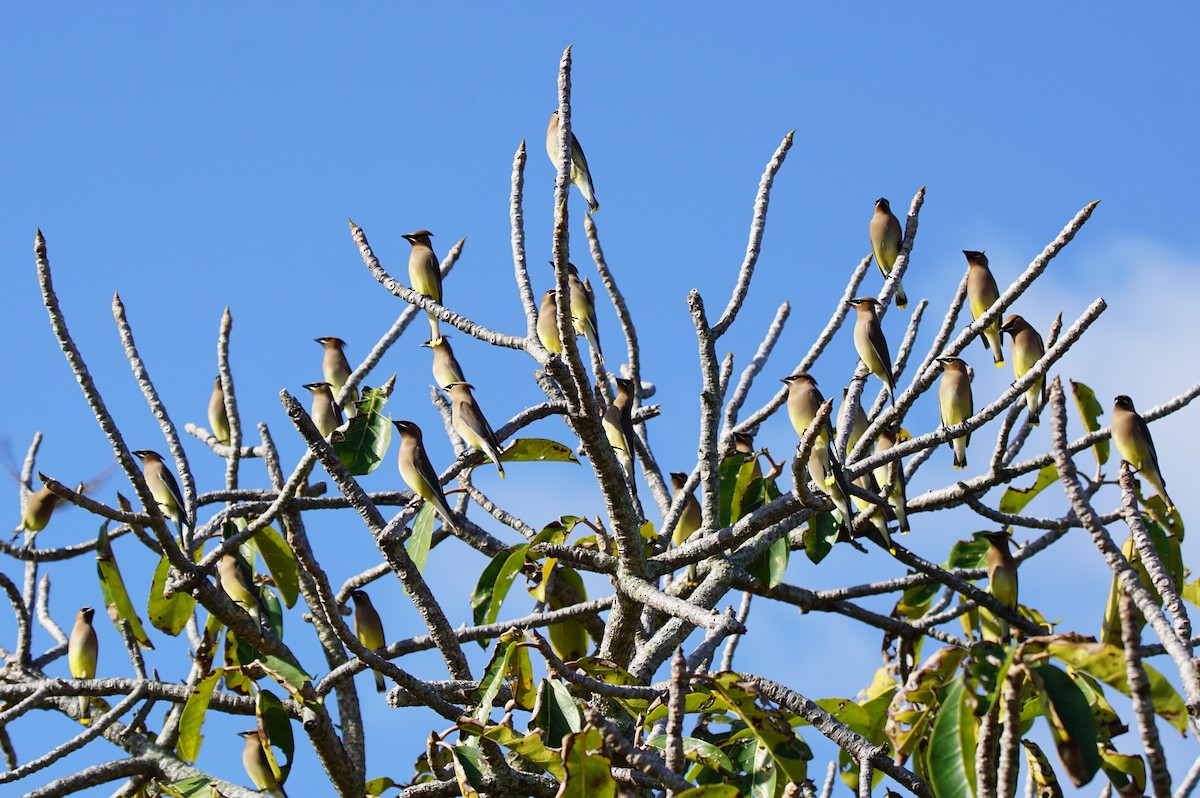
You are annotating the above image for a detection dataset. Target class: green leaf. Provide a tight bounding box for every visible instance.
[256,654,313,697]
[1044,635,1188,732]
[486,547,528,626]
[95,526,153,648]
[998,463,1058,517]
[529,678,583,748]
[673,788,740,798]
[1029,662,1102,787]
[471,633,521,726]
[749,737,778,798]
[559,727,616,798]
[176,669,222,764]
[254,525,298,609]
[925,678,975,798]
[148,554,195,637]
[1070,380,1110,466]
[470,546,527,633]
[1022,739,1065,798]
[645,734,735,774]
[470,549,510,629]
[448,744,484,798]
[1098,745,1146,798]
[475,723,566,780]
[256,689,295,785]
[947,536,990,569]
[547,566,591,662]
[574,656,650,717]
[331,385,393,475]
[803,511,839,564]
[499,438,580,464]
[505,644,537,713]
[746,533,789,588]
[155,776,213,798]
[364,776,397,797]
[703,672,810,784]
[404,504,435,579]
[717,454,746,528]
[261,587,284,640]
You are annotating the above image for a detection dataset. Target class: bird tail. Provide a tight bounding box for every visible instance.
[983,326,1005,367]
[374,670,386,694]
[427,313,442,345]
[894,280,908,309]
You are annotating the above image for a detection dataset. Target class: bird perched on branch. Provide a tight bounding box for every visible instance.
[315,336,358,417]
[849,298,896,405]
[208,377,231,444]
[963,251,1004,367]
[392,420,458,531]
[132,450,189,537]
[869,198,907,308]
[423,336,467,390]
[1000,314,1045,425]
[403,230,444,344]
[446,382,506,478]
[68,607,97,719]
[983,531,1018,642]
[238,730,288,798]
[781,373,856,538]
[937,357,974,469]
[1112,394,1175,511]
[351,589,387,693]
[302,382,343,439]
[546,110,599,214]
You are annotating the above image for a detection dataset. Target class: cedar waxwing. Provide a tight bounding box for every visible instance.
[602,403,635,492]
[1113,395,1175,511]
[350,590,387,693]
[68,607,98,718]
[422,336,466,390]
[239,731,288,798]
[392,420,458,531]
[445,382,506,478]
[208,376,230,445]
[849,298,896,405]
[315,337,359,417]
[729,432,763,483]
[402,230,443,343]
[536,290,563,355]
[607,378,638,491]
[963,251,1004,367]
[546,110,599,214]
[670,471,702,584]
[869,198,907,308]
[611,378,638,460]
[565,263,603,363]
[16,484,60,536]
[302,382,343,439]
[873,426,910,533]
[131,450,188,535]
[218,552,265,626]
[983,531,1018,642]
[1000,314,1046,425]
[669,472,701,548]
[937,357,974,470]
[779,374,855,536]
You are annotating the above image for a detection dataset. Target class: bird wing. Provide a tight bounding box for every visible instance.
[160,467,189,525]
[1133,412,1163,475]
[460,397,502,452]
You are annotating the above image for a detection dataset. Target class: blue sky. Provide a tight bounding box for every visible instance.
[2,4,1199,795]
